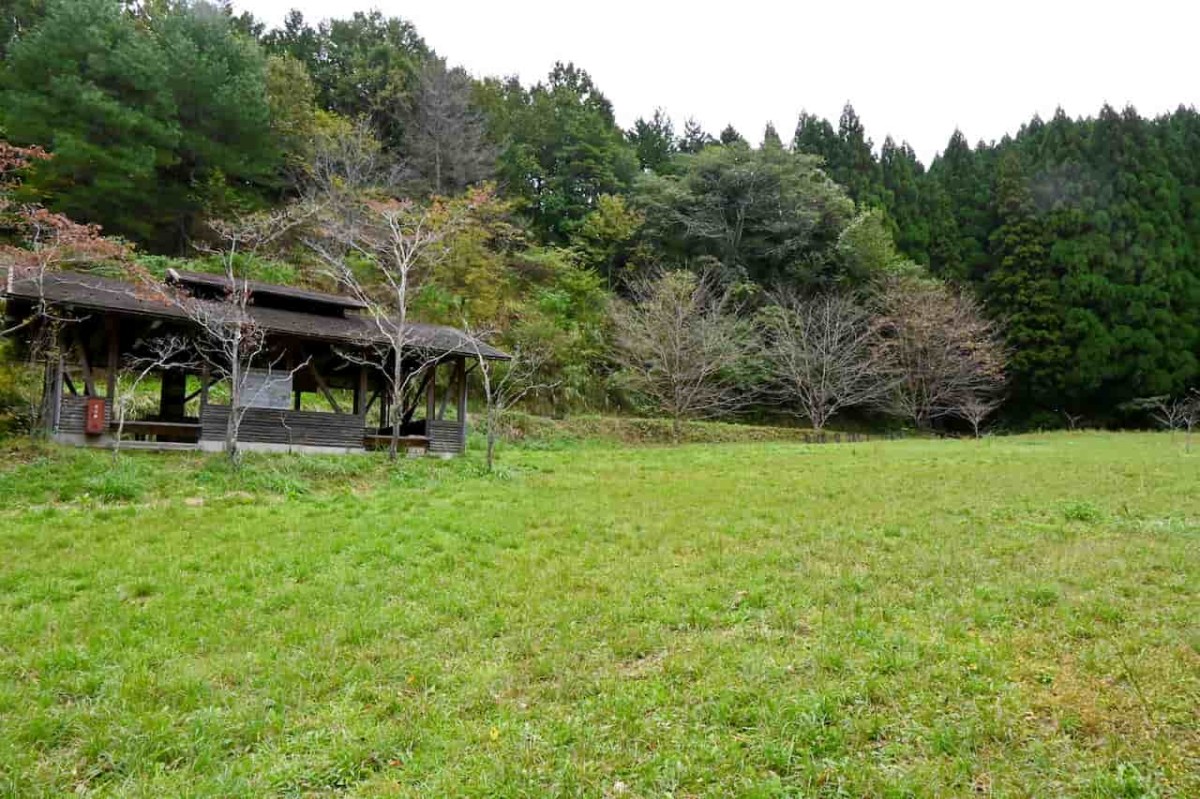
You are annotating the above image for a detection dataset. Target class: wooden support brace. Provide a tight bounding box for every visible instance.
[306,360,344,414]
[182,380,208,404]
[401,369,434,426]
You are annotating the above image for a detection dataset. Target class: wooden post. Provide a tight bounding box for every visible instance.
[160,370,187,421]
[425,362,437,422]
[355,364,368,416]
[72,331,95,396]
[456,356,468,443]
[199,363,210,408]
[377,386,389,432]
[438,360,457,420]
[105,315,119,400]
[52,353,64,433]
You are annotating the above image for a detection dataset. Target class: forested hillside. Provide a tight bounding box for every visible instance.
[2,0,1197,429]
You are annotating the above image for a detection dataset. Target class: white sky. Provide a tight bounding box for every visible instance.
[237,0,1200,164]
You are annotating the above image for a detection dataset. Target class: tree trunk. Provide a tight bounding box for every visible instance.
[486,413,496,473]
[35,358,55,439]
[226,345,240,463]
[388,356,402,462]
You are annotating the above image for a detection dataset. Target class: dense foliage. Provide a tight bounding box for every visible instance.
[1,0,1197,427]
[793,105,1200,424]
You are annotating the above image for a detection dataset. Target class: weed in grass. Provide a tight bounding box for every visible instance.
[1062,500,1106,523]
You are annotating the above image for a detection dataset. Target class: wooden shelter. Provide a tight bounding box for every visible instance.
[2,268,509,455]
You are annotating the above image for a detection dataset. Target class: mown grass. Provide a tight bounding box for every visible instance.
[0,431,1197,797]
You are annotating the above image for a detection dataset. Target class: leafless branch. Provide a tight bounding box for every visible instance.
[763,289,892,431]
[111,335,197,458]
[610,269,757,441]
[304,189,483,459]
[460,323,558,471]
[875,278,1007,430]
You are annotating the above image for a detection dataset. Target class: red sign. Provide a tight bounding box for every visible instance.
[85,397,106,435]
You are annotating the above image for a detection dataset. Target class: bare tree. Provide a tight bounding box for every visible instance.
[401,58,495,196]
[111,336,196,459]
[1150,391,1200,450]
[461,326,558,471]
[1183,392,1200,452]
[1151,396,1188,433]
[954,392,1004,438]
[1060,409,1086,432]
[303,116,397,206]
[140,211,310,461]
[306,190,485,460]
[610,269,756,441]
[876,278,1006,430]
[764,290,890,431]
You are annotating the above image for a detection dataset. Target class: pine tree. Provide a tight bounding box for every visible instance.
[927,130,991,282]
[834,103,886,208]
[719,124,746,146]
[480,62,637,243]
[628,108,677,173]
[792,111,839,168]
[986,149,1068,414]
[678,117,715,154]
[880,136,929,263]
[761,122,783,150]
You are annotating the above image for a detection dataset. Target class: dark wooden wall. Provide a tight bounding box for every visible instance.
[200,405,365,449]
[58,396,111,434]
[427,419,466,455]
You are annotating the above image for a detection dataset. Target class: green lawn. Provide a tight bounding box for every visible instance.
[0,433,1197,797]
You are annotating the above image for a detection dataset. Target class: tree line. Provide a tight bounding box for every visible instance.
[2,0,1197,431]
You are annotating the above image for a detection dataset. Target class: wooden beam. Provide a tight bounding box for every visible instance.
[72,331,95,396]
[199,363,210,408]
[306,360,344,414]
[63,373,78,397]
[364,388,380,416]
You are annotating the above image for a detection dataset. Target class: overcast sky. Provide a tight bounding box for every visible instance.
[238,0,1199,164]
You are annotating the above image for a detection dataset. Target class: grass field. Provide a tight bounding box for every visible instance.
[0,432,1197,797]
